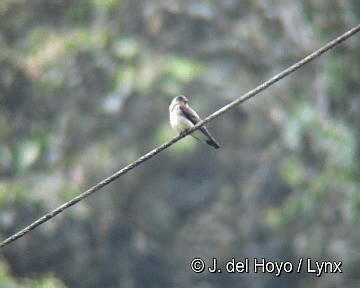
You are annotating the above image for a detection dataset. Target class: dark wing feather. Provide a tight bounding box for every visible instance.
[179,105,210,135]
[179,104,220,149]
[179,105,200,125]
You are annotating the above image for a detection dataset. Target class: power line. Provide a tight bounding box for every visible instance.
[1,24,359,249]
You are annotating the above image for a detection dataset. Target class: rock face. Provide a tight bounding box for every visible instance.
[0,1,359,288]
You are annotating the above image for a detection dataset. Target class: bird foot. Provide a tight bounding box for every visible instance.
[179,130,189,137]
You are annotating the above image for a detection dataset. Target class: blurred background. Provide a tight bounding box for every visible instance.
[0,1,359,287]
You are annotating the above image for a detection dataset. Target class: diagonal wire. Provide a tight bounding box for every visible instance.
[1,24,359,249]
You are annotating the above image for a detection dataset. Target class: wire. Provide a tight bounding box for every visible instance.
[1,23,359,249]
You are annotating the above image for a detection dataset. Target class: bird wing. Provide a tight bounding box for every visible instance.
[179,105,213,137]
[179,105,201,125]
[179,104,220,149]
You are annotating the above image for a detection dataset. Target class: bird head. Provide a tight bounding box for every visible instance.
[172,95,188,105]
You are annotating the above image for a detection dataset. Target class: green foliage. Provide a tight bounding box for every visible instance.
[0,182,6,203]
[278,100,360,224]
[65,0,95,24]
[1,181,33,206]
[0,1,359,287]
[64,29,107,52]
[59,184,80,202]
[325,55,348,100]
[165,57,206,83]
[92,0,118,18]
[155,123,197,152]
[24,28,50,55]
[0,259,66,288]
[108,43,206,101]
[114,66,136,89]
[353,192,360,224]
[281,157,305,187]
[113,38,140,60]
[15,139,41,172]
[283,101,317,150]
[11,132,52,174]
[0,145,12,175]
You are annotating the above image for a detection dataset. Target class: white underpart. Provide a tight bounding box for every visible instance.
[169,104,208,143]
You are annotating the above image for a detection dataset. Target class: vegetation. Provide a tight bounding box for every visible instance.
[0,1,359,287]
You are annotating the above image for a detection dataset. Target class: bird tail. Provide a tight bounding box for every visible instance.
[206,139,220,149]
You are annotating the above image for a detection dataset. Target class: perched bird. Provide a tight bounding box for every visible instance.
[169,95,220,149]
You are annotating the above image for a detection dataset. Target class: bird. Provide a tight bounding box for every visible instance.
[169,95,220,149]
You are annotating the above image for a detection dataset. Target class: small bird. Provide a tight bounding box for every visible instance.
[169,95,220,149]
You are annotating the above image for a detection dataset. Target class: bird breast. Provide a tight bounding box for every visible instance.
[170,106,194,133]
